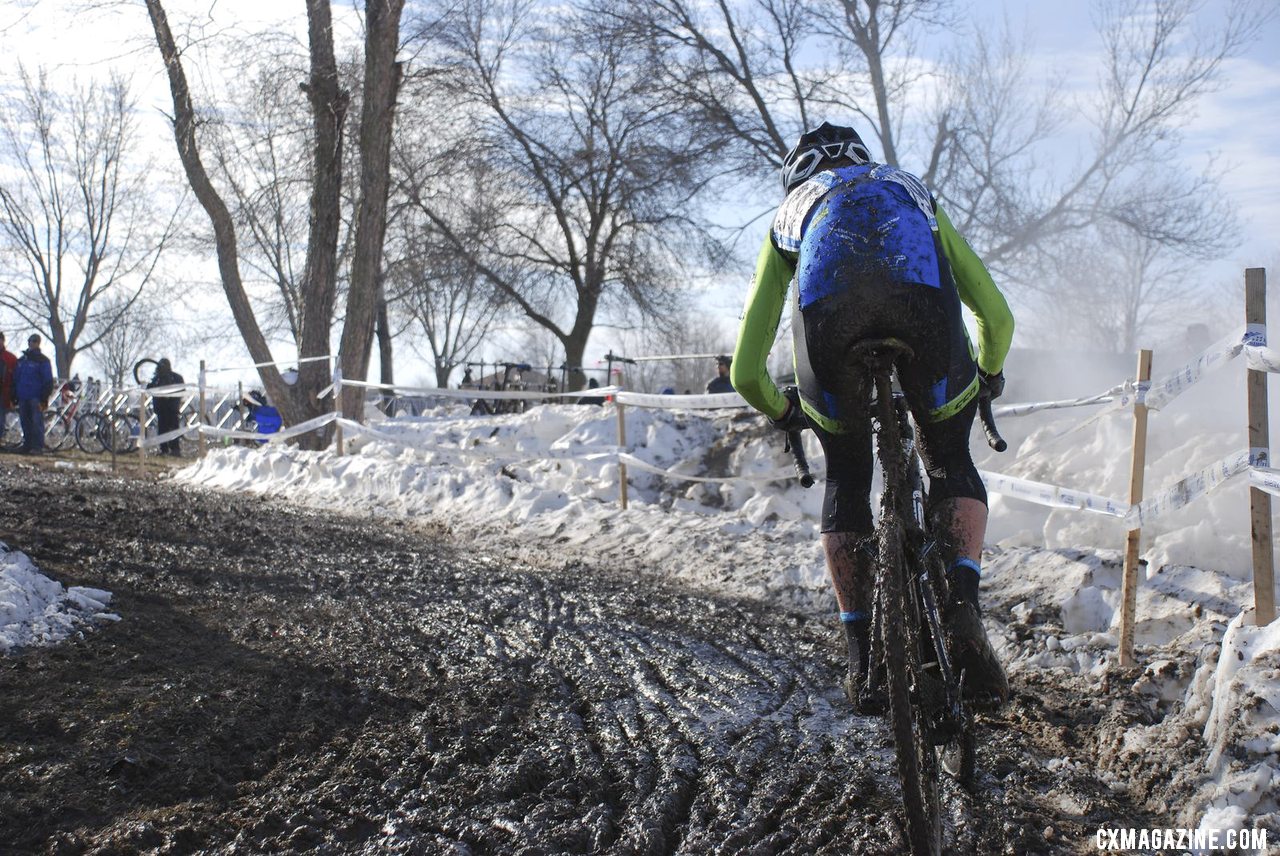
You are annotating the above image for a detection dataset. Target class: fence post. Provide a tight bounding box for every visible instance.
[138,391,148,476]
[1246,268,1276,625]
[1118,348,1153,667]
[333,364,345,457]
[198,360,207,459]
[616,399,628,510]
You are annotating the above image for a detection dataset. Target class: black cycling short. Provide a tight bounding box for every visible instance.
[791,273,987,534]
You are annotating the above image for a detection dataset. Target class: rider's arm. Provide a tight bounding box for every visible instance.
[731,235,795,420]
[935,204,1014,375]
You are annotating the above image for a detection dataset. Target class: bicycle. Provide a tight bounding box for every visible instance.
[787,338,1006,856]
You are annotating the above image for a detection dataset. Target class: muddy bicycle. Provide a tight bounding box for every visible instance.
[787,339,1006,856]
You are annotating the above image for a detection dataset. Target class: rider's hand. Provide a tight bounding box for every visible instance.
[978,369,1005,401]
[770,386,808,432]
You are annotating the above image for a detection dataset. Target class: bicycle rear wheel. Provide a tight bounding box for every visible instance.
[44,411,73,451]
[874,372,942,856]
[75,413,107,454]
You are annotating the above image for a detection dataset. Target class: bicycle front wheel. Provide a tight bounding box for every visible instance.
[874,375,942,856]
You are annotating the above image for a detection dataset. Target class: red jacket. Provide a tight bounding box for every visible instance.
[0,349,16,408]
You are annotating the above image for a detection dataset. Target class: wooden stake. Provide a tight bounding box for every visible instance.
[616,400,628,510]
[1246,268,1276,625]
[1119,348,1153,667]
[198,360,207,458]
[334,364,344,457]
[138,391,148,476]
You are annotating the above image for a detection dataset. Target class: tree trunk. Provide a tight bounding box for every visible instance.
[338,0,405,421]
[296,0,350,443]
[144,0,299,423]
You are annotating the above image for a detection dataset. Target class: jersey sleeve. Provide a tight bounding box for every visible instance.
[935,203,1014,375]
[731,235,795,420]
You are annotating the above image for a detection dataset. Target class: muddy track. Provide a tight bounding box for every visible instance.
[0,462,1169,854]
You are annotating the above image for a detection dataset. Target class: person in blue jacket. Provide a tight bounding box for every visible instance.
[13,334,54,454]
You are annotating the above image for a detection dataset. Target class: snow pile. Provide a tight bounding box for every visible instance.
[176,396,1280,834]
[0,542,118,654]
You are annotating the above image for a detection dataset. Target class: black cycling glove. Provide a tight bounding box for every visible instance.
[770,386,809,432]
[978,369,1005,401]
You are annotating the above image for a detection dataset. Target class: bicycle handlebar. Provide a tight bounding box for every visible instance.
[978,395,1007,452]
[787,429,815,488]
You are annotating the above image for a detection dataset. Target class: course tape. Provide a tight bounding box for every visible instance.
[1124,449,1253,529]
[618,453,805,484]
[1248,467,1280,498]
[1144,327,1248,411]
[979,470,1129,519]
[614,390,748,410]
[337,377,622,401]
[337,417,620,464]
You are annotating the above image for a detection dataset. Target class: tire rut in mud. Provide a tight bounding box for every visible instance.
[0,464,1169,854]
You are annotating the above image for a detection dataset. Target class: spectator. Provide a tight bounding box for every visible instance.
[13,334,53,454]
[577,377,605,406]
[706,355,734,394]
[147,358,186,457]
[0,333,16,444]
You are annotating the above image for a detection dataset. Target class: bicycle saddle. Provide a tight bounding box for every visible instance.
[846,337,915,368]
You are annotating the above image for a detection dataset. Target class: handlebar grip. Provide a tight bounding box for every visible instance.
[978,395,1007,452]
[788,429,815,488]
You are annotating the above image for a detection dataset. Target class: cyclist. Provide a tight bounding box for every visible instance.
[731,122,1014,709]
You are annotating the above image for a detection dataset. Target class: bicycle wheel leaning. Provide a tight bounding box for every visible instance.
[133,358,159,387]
[872,368,942,856]
[75,412,107,454]
[43,410,74,452]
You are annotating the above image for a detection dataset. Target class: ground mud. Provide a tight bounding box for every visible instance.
[0,461,1173,854]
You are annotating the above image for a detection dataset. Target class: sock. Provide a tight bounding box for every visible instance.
[948,558,982,609]
[840,610,871,674]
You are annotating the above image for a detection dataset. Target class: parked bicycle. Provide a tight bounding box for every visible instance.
[787,339,1006,856]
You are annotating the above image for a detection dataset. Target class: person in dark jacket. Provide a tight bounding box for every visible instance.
[13,334,54,454]
[705,355,735,394]
[147,358,186,457]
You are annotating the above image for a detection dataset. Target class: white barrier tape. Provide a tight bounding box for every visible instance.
[138,424,203,448]
[1245,345,1280,373]
[1248,467,1280,498]
[1144,327,1247,411]
[1124,449,1253,529]
[203,354,334,374]
[979,470,1129,519]
[335,418,619,464]
[614,390,748,409]
[199,426,271,441]
[993,382,1132,419]
[337,376,621,401]
[618,452,806,484]
[198,411,337,443]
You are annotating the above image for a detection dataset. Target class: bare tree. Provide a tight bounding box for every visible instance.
[620,0,1269,287]
[87,291,165,387]
[0,67,177,378]
[337,0,406,419]
[144,0,405,431]
[411,0,720,391]
[939,0,1266,279]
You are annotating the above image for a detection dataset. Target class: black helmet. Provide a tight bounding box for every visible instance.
[780,122,871,193]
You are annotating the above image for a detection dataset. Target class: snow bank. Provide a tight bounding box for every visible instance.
[0,542,118,654]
